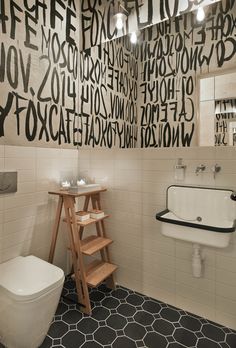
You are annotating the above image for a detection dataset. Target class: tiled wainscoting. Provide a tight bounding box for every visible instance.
[0,145,236,332]
[0,145,78,273]
[77,146,236,330]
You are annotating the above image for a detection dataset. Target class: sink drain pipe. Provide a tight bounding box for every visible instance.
[192,244,203,277]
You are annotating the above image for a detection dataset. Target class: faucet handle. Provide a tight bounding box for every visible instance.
[195,164,206,175]
[211,164,221,179]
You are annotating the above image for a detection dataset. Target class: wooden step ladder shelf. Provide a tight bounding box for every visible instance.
[85,259,118,288]
[62,214,109,226]
[48,188,117,315]
[81,235,113,255]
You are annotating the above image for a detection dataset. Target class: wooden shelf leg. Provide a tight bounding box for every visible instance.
[84,195,90,211]
[48,196,63,264]
[64,196,92,315]
[92,193,116,290]
[78,195,91,240]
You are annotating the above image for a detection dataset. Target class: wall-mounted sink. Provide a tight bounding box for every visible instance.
[156,185,236,248]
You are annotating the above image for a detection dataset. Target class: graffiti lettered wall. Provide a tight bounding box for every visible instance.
[139,0,236,147]
[80,0,220,50]
[0,0,79,147]
[79,0,236,148]
[78,37,139,148]
[0,0,235,148]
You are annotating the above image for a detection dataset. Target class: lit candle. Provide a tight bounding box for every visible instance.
[61,181,71,190]
[77,179,86,186]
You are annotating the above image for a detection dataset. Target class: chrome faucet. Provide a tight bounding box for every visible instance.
[195,164,206,175]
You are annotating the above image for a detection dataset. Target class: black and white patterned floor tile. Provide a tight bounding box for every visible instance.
[37,277,236,348]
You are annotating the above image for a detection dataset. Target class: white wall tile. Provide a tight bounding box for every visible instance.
[0,146,4,158]
[4,216,36,235]
[4,193,37,209]
[113,148,142,160]
[216,255,236,273]
[0,212,4,225]
[216,243,236,259]
[17,169,36,183]
[115,265,143,293]
[1,228,33,249]
[143,273,176,295]
[176,258,215,280]
[0,198,4,211]
[216,282,236,302]
[216,296,236,317]
[36,147,61,158]
[143,236,175,257]
[5,146,36,158]
[5,158,35,170]
[143,282,176,306]
[215,146,236,160]
[0,159,4,171]
[84,147,236,330]
[215,311,236,330]
[176,282,215,308]
[176,295,215,322]
[17,182,36,194]
[176,270,215,293]
[1,145,236,331]
[0,146,78,274]
[1,239,32,262]
[0,224,4,239]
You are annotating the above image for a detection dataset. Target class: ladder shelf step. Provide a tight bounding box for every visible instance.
[63,214,109,226]
[81,235,113,255]
[85,260,117,288]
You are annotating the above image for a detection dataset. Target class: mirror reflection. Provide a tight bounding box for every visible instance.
[199,71,236,147]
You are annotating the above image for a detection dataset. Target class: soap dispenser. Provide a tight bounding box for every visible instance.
[174,158,186,181]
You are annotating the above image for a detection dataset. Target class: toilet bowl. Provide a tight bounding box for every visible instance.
[0,255,64,348]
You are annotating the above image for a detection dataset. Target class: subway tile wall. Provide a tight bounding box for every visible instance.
[0,145,78,273]
[78,146,236,330]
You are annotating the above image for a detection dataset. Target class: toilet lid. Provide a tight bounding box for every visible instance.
[0,256,64,301]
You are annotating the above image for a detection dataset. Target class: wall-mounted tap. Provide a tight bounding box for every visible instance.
[211,164,221,179]
[195,164,206,175]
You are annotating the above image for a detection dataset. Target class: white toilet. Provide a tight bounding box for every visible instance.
[0,255,64,348]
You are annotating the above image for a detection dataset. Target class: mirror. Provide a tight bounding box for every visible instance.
[199,70,236,147]
[79,0,236,148]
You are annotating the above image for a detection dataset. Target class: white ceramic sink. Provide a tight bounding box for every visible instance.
[156,185,236,248]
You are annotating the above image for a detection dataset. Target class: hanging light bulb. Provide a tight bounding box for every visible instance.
[113,2,129,31]
[114,13,126,30]
[130,32,137,44]
[196,7,205,22]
